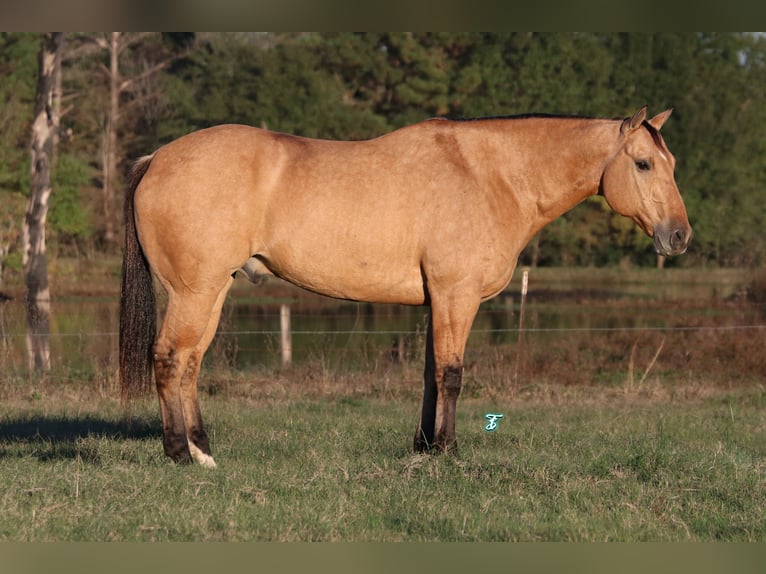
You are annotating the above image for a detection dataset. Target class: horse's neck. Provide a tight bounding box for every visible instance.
[492,119,619,230]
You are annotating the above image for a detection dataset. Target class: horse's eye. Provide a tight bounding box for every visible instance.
[635,159,651,172]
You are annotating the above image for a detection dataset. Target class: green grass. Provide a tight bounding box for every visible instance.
[1,380,765,541]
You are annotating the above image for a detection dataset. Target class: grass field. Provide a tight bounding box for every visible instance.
[1,372,764,542]
[1,265,764,542]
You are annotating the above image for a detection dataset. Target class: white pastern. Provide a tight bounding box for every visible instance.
[188,441,218,468]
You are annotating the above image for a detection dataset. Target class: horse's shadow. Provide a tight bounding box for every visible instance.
[0,414,161,462]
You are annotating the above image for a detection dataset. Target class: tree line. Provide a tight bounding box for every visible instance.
[1,32,765,286]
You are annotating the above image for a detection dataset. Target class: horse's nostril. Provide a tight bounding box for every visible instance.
[670,227,690,250]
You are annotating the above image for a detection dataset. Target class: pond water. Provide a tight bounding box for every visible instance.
[0,269,758,377]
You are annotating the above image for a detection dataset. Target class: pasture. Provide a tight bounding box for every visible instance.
[1,266,764,541]
[1,371,764,541]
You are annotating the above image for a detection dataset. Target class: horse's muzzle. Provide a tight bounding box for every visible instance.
[654,221,692,256]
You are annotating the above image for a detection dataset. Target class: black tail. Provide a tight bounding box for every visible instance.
[119,155,156,402]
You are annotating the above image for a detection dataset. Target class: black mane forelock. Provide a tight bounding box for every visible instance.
[641,120,666,149]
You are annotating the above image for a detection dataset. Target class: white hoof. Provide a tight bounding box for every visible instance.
[188,441,217,468]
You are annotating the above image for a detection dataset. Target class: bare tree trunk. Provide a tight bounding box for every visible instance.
[22,32,63,372]
[97,32,177,248]
[102,32,120,245]
[53,35,63,160]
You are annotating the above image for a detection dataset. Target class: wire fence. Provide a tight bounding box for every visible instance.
[2,295,764,383]
[2,322,764,340]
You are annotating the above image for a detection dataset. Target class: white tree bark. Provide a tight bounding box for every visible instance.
[22,32,63,372]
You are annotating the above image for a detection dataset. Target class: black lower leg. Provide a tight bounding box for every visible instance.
[442,364,463,397]
[414,320,437,452]
[434,364,462,453]
[414,418,436,452]
[163,432,192,463]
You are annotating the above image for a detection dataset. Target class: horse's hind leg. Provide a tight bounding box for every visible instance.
[154,279,231,466]
[180,276,234,468]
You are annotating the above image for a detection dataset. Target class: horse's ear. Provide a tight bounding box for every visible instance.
[621,106,648,134]
[648,108,673,131]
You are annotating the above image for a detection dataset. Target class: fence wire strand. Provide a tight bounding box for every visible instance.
[2,323,765,340]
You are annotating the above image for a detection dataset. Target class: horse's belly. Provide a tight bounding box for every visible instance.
[258,251,427,305]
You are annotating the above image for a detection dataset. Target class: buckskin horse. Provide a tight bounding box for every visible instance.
[120,107,691,467]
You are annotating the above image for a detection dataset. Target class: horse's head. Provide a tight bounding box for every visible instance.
[600,106,692,257]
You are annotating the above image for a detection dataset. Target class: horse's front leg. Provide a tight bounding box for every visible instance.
[414,315,437,452]
[414,289,479,454]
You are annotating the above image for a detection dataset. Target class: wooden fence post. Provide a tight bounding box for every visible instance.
[280,304,292,368]
[513,268,529,393]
